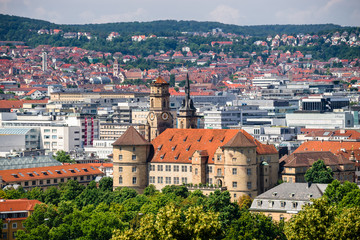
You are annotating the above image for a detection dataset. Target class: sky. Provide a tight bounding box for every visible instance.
[0,0,359,26]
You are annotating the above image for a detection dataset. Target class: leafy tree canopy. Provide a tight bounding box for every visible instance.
[305,159,334,183]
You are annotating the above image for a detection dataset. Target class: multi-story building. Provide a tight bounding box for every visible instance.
[0,163,104,190]
[279,151,355,183]
[250,183,327,221]
[50,91,147,103]
[0,128,39,156]
[0,199,42,240]
[286,112,354,129]
[84,139,115,159]
[99,123,146,140]
[241,125,299,145]
[112,127,279,200]
[204,106,268,129]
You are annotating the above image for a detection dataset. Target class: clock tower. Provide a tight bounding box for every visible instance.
[146,76,173,141]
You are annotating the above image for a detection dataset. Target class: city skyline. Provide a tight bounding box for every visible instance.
[0,0,359,26]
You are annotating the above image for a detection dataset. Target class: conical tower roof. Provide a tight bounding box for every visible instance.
[222,131,257,148]
[154,76,168,84]
[112,126,151,146]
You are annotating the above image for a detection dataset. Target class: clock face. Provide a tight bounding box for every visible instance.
[149,112,155,120]
[162,112,169,120]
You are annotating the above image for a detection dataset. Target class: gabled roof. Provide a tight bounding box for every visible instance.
[223,131,257,148]
[281,151,353,168]
[0,199,42,212]
[112,126,151,146]
[252,182,327,201]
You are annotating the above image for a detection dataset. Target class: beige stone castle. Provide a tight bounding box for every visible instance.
[112,76,279,200]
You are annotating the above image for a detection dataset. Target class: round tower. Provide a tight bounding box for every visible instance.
[222,131,258,200]
[112,126,152,193]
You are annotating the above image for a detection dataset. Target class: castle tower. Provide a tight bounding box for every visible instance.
[222,132,258,198]
[112,126,152,193]
[177,73,198,129]
[146,76,173,141]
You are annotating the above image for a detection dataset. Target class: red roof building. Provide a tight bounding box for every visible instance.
[0,163,104,190]
[0,199,42,240]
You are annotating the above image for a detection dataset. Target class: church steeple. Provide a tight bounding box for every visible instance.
[177,73,198,129]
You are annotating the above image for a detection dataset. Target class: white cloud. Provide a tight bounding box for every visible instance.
[35,6,61,23]
[91,8,147,23]
[209,5,240,24]
[0,0,12,11]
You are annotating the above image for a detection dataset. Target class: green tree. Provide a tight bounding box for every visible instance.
[112,203,222,240]
[99,177,113,192]
[54,150,75,163]
[285,197,360,240]
[43,186,61,205]
[284,198,336,240]
[226,211,286,240]
[60,180,85,201]
[305,159,334,183]
[323,180,358,205]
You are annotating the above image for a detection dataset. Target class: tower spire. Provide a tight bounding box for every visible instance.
[177,73,198,129]
[185,73,190,105]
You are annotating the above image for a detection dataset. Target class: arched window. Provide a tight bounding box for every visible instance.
[151,99,154,108]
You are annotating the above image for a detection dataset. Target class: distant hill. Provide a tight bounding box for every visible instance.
[0,13,352,41]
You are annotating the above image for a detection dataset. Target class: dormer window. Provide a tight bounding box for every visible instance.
[42,171,48,176]
[186,145,191,151]
[209,137,213,142]
[169,136,174,142]
[160,154,165,159]
[183,136,187,142]
[197,136,202,142]
[157,145,163,150]
[172,145,177,151]
[220,137,225,142]
[290,193,295,197]
[11,174,19,178]
[273,192,277,196]
[174,154,179,160]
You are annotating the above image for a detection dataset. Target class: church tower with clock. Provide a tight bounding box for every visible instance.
[146,76,174,141]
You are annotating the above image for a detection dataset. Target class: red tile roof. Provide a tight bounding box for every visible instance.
[281,151,353,168]
[151,129,277,164]
[112,126,151,146]
[0,199,42,212]
[0,163,104,183]
[0,100,23,109]
[154,76,168,84]
[294,141,360,154]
